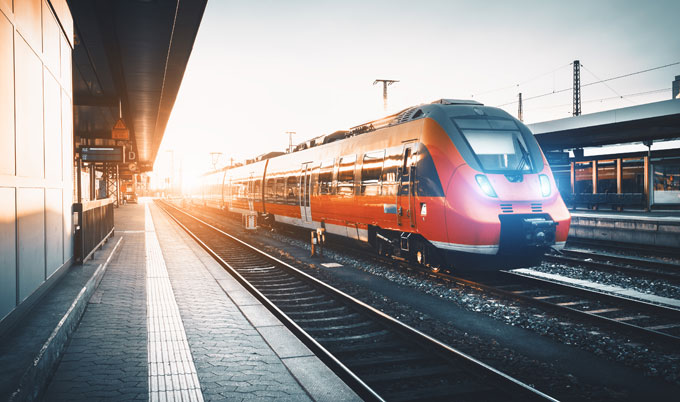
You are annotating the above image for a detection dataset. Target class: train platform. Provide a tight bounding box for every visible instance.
[0,200,359,402]
[568,209,680,248]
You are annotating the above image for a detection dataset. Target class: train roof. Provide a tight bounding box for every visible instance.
[220,98,514,171]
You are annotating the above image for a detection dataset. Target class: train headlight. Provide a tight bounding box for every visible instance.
[475,175,497,198]
[539,174,551,197]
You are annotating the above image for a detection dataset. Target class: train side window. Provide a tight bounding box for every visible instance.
[382,146,402,196]
[318,159,334,195]
[361,150,384,196]
[233,181,240,199]
[337,155,356,195]
[253,180,261,199]
[238,180,246,198]
[311,164,320,196]
[265,178,275,202]
[286,175,299,204]
[275,178,285,202]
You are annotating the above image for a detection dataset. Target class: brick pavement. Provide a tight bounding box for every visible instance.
[151,205,314,402]
[44,230,148,401]
[42,201,358,401]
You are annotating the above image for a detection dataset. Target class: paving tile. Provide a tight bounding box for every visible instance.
[40,202,358,402]
[44,223,148,400]
[282,356,360,402]
[238,304,284,327]
[257,325,314,359]
[151,204,314,401]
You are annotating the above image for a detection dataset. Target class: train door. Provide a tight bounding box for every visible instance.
[226,177,232,211]
[396,142,417,228]
[247,173,254,211]
[220,170,227,209]
[299,163,312,223]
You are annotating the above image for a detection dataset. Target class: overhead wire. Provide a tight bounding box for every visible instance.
[471,63,572,98]
[523,87,671,112]
[493,61,680,107]
[581,61,680,88]
[581,64,636,105]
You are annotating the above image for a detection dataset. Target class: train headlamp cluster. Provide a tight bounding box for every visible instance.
[475,175,497,198]
[539,174,551,197]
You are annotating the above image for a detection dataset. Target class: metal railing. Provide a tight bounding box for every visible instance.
[74,198,115,262]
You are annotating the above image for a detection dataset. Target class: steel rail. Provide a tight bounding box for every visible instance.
[156,200,557,402]
[404,265,680,347]
[180,202,680,347]
[546,250,680,281]
[566,238,680,259]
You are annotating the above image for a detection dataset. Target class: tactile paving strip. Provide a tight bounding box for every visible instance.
[145,204,204,402]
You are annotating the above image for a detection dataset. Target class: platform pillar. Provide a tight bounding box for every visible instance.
[591,160,598,210]
[616,158,622,194]
[643,156,650,211]
[89,163,96,201]
[591,160,598,194]
[569,161,575,194]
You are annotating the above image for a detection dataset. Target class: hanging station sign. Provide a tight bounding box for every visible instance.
[79,146,124,162]
[111,118,129,140]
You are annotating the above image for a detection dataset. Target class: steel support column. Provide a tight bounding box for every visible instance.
[616,158,622,194]
[644,156,650,211]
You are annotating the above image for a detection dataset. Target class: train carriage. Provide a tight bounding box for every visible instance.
[196,99,571,269]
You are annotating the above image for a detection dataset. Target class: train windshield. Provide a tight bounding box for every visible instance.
[453,118,539,173]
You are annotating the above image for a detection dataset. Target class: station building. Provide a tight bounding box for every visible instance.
[530,94,680,211]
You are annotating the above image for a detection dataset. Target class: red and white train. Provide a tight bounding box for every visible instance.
[195,99,571,269]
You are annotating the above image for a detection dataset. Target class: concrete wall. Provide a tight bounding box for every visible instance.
[569,214,680,248]
[0,0,74,323]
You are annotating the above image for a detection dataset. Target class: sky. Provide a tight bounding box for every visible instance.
[154,0,680,186]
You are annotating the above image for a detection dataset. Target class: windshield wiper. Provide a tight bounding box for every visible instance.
[514,137,532,172]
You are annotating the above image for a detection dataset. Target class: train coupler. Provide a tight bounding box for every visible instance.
[499,214,557,253]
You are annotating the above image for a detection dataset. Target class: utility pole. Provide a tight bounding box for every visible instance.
[285,131,296,153]
[518,92,523,122]
[373,79,399,112]
[209,152,222,170]
[573,60,581,116]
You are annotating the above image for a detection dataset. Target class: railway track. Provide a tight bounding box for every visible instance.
[176,202,680,347]
[410,267,680,346]
[566,238,680,260]
[545,248,680,281]
[156,200,555,402]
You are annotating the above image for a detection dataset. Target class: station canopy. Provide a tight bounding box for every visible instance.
[69,0,207,172]
[528,99,680,151]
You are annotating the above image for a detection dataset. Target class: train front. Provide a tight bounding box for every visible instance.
[426,102,570,267]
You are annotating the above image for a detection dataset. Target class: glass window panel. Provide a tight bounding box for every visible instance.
[452,118,491,129]
[266,178,275,201]
[318,159,334,195]
[286,175,298,204]
[596,160,616,193]
[574,162,593,194]
[381,146,402,196]
[622,159,644,193]
[337,155,356,195]
[361,150,384,195]
[653,162,680,204]
[275,178,285,201]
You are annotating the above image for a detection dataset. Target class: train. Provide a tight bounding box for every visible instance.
[194,99,571,269]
